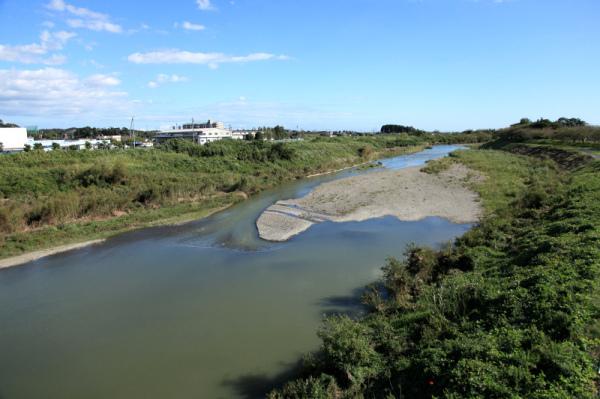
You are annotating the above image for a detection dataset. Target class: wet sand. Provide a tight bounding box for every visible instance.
[0,239,106,269]
[257,164,482,241]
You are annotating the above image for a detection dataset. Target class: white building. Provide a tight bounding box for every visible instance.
[0,127,28,151]
[32,139,109,151]
[156,120,239,145]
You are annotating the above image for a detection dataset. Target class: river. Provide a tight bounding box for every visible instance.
[0,145,470,399]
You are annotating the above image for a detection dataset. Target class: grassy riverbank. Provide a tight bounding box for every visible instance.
[270,142,600,397]
[0,136,425,260]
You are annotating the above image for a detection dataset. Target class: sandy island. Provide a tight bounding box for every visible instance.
[256,164,483,242]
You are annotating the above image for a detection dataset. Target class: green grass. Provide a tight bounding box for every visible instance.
[0,196,237,258]
[423,149,563,216]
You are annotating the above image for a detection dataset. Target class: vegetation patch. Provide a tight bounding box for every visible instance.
[270,145,600,398]
[0,136,430,258]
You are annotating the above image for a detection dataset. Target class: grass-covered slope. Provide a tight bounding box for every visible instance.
[0,136,423,259]
[270,148,600,398]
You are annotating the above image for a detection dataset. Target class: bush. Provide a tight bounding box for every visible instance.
[357,145,374,158]
[269,143,295,161]
[317,315,384,388]
[76,162,128,187]
[268,375,340,399]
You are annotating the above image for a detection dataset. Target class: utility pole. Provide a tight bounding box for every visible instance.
[130,116,135,148]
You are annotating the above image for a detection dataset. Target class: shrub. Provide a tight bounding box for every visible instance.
[269,143,295,161]
[76,162,128,187]
[357,145,374,158]
[317,315,384,388]
[268,375,340,399]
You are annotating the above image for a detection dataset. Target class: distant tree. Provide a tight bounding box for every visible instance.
[254,131,264,141]
[519,118,531,125]
[33,143,43,151]
[272,125,287,140]
[23,144,31,152]
[75,126,95,139]
[85,141,92,150]
[0,119,19,128]
[530,118,554,129]
[0,142,3,152]
[51,142,61,151]
[557,117,586,127]
[69,145,79,151]
[380,124,421,134]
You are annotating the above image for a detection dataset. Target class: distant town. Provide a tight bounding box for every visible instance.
[0,118,376,153]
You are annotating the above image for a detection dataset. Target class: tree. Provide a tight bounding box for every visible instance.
[530,118,554,129]
[23,144,31,152]
[519,118,531,125]
[254,131,264,141]
[33,142,43,151]
[52,142,61,151]
[85,141,92,150]
[0,142,3,152]
[0,119,19,128]
[557,117,586,127]
[273,125,287,140]
[380,124,420,134]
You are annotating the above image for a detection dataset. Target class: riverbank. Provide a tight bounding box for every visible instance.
[257,163,483,241]
[0,239,105,269]
[0,202,236,268]
[270,144,600,398]
[0,142,425,265]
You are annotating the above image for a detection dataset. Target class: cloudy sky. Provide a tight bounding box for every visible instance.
[0,0,599,131]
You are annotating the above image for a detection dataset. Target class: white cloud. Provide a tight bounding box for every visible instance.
[43,54,68,65]
[126,23,151,35]
[0,30,75,65]
[47,0,123,33]
[40,30,77,50]
[147,74,188,88]
[128,50,289,68]
[0,68,130,117]
[196,0,214,10]
[86,74,121,87]
[66,19,122,33]
[182,21,206,31]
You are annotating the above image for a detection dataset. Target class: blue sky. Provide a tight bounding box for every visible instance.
[0,0,598,131]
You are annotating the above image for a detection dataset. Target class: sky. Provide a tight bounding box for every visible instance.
[0,0,599,131]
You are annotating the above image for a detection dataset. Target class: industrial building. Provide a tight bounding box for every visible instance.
[0,127,115,152]
[0,127,28,151]
[155,120,244,145]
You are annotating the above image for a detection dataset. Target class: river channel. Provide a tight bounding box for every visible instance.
[0,145,471,399]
